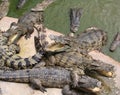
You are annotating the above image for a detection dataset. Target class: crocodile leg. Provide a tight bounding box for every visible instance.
[70,67,85,88]
[30,78,47,93]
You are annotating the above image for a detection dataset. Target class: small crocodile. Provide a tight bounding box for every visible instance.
[18,0,56,25]
[0,67,102,93]
[16,0,27,9]
[109,32,120,52]
[6,0,56,44]
[0,0,9,19]
[0,30,20,68]
[4,22,34,44]
[69,8,83,36]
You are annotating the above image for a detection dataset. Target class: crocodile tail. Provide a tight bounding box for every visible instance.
[0,69,30,82]
[3,51,44,69]
[34,36,43,52]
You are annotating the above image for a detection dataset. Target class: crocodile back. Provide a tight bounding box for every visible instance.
[74,27,107,52]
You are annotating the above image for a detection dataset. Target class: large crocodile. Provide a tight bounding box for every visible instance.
[18,0,56,25]
[48,27,107,54]
[0,67,102,93]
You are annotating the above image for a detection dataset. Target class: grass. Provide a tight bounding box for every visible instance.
[4,0,120,62]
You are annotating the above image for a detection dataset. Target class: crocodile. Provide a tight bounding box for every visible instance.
[0,0,9,20]
[43,50,114,77]
[0,29,45,70]
[6,0,56,44]
[109,32,120,52]
[48,27,107,54]
[4,22,34,44]
[34,26,113,77]
[1,50,46,69]
[69,8,83,37]
[16,0,27,9]
[0,30,20,68]
[34,26,114,88]
[0,67,102,93]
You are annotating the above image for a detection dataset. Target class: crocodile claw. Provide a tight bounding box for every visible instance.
[39,86,47,93]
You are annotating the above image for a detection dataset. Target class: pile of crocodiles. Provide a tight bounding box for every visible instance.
[0,0,116,95]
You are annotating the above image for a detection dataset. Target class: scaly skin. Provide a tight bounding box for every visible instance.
[34,26,114,76]
[4,22,34,44]
[0,0,9,20]
[6,0,56,44]
[43,51,114,78]
[2,51,45,69]
[49,27,107,54]
[69,8,83,36]
[35,26,114,87]
[36,26,112,78]
[0,67,102,93]
[0,30,20,68]
[18,0,56,25]
[62,85,97,95]
[0,30,44,70]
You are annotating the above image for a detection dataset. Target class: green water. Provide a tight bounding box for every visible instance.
[8,0,43,18]
[7,0,120,62]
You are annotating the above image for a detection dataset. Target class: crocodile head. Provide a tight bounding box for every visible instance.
[85,60,115,77]
[76,75,102,93]
[70,8,83,34]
